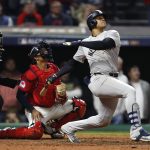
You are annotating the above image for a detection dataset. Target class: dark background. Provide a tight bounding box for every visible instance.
[1,45,150,82]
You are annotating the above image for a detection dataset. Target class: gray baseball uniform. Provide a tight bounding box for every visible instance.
[61,29,141,135]
[73,30,120,74]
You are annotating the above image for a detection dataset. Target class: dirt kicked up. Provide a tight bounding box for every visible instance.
[0,132,150,150]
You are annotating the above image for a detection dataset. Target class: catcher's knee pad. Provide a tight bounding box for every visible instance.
[0,121,44,139]
[72,97,86,118]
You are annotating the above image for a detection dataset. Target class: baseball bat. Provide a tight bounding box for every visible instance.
[40,82,50,96]
[40,86,47,96]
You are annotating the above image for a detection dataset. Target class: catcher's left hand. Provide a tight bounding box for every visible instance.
[55,83,67,104]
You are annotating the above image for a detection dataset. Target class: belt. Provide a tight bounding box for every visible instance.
[93,72,118,77]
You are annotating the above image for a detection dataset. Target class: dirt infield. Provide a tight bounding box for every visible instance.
[0,132,150,150]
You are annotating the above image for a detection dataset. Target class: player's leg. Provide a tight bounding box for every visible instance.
[25,106,65,139]
[93,95,101,114]
[88,75,150,141]
[25,100,73,126]
[25,105,67,138]
[89,75,136,112]
[37,97,86,135]
[25,98,86,138]
[61,97,118,143]
[50,97,86,131]
[0,121,43,139]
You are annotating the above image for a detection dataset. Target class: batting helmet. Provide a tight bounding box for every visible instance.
[28,41,54,62]
[87,10,106,30]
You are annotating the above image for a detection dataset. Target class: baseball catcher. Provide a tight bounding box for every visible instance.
[0,41,86,139]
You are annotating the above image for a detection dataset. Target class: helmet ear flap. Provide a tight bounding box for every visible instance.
[87,10,105,30]
[90,19,97,29]
[87,15,98,30]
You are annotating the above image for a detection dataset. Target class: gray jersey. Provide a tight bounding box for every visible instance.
[73,30,121,74]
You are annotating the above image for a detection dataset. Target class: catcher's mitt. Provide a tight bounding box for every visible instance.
[55,83,67,104]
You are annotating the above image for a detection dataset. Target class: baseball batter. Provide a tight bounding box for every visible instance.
[42,10,150,143]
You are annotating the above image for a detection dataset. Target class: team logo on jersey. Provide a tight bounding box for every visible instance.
[88,49,96,56]
[19,81,26,88]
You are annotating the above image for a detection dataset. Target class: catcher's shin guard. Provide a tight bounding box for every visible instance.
[0,121,44,139]
[51,97,86,130]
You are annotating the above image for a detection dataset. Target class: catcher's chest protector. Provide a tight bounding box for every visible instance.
[28,63,59,107]
[30,63,57,88]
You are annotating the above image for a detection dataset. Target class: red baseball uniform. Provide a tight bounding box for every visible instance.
[0,63,86,139]
[19,63,60,108]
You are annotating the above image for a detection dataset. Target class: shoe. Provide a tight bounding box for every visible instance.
[61,124,80,143]
[130,127,150,141]
[43,124,64,139]
[50,131,65,139]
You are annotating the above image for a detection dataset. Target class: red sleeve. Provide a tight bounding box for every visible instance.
[17,12,27,25]
[18,69,37,92]
[18,76,33,92]
[33,12,43,26]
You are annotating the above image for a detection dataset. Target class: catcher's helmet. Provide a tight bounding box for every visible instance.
[87,10,105,30]
[29,41,54,62]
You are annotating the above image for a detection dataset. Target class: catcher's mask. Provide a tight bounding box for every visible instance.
[28,41,54,62]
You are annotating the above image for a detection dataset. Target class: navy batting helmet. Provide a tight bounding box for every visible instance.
[29,41,54,62]
[87,10,105,30]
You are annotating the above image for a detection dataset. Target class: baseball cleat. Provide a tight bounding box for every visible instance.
[130,127,150,141]
[43,123,64,139]
[50,131,65,139]
[61,124,80,143]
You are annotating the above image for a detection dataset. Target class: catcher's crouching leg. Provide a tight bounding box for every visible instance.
[0,121,44,139]
[51,97,86,130]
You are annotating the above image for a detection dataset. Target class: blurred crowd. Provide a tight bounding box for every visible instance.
[0,0,149,27]
[0,56,150,124]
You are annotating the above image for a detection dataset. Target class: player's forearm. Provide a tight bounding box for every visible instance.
[47,59,79,83]
[49,37,115,51]
[17,90,34,112]
[80,38,116,50]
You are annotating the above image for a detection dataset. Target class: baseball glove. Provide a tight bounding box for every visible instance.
[55,83,67,104]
